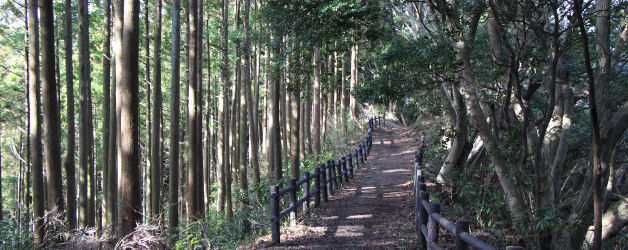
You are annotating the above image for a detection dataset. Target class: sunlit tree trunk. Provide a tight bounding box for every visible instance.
[313,46,321,158]
[216,0,229,213]
[117,0,141,235]
[27,0,44,241]
[350,43,358,121]
[186,0,201,221]
[341,53,348,134]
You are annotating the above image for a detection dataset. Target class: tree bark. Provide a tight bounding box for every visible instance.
[117,0,141,235]
[27,0,45,241]
[270,33,282,182]
[243,0,258,202]
[186,0,201,221]
[350,43,358,121]
[64,0,77,230]
[216,0,229,213]
[168,0,181,237]
[313,46,322,158]
[40,0,64,222]
[341,53,348,134]
[78,0,90,227]
[149,0,162,221]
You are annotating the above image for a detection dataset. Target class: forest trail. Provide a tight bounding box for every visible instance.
[257,121,419,249]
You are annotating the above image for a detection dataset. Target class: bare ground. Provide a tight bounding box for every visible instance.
[250,121,420,249]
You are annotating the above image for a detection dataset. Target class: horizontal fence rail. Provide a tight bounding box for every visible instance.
[413,133,524,250]
[270,116,385,244]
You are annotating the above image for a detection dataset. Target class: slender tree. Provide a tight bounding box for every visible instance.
[341,53,347,134]
[216,0,229,213]
[117,0,141,235]
[313,46,321,158]
[187,0,201,220]
[350,43,358,121]
[41,0,64,220]
[78,0,90,227]
[239,0,250,228]
[270,32,282,182]
[149,0,162,221]
[27,0,45,243]
[64,0,77,230]
[574,1,603,248]
[167,0,181,235]
[246,0,260,196]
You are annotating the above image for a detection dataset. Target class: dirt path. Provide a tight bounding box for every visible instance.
[256,121,419,249]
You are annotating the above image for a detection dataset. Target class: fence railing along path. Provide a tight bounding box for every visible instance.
[269,116,385,245]
[413,133,524,250]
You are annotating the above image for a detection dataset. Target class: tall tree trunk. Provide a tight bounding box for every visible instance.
[149,0,162,221]
[111,0,124,230]
[270,33,282,182]
[78,0,90,227]
[168,0,182,225]
[239,0,251,228]
[341,54,347,134]
[64,0,77,230]
[313,46,321,158]
[242,0,253,198]
[574,1,603,248]
[187,0,201,221]
[216,0,229,213]
[227,0,241,220]
[305,78,312,155]
[143,0,151,220]
[289,83,300,180]
[168,0,180,231]
[263,43,270,175]
[350,44,358,121]
[41,0,64,221]
[195,0,204,218]
[117,0,141,235]
[204,22,212,214]
[249,0,261,195]
[28,0,44,242]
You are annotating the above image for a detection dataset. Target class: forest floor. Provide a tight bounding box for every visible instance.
[249,121,423,249]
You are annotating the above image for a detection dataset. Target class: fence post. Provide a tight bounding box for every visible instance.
[336,159,343,185]
[347,155,354,177]
[455,220,470,250]
[355,148,360,166]
[416,183,426,235]
[348,154,354,172]
[271,185,280,244]
[289,179,297,227]
[341,157,349,181]
[314,167,321,206]
[361,141,366,164]
[321,164,328,202]
[418,190,429,249]
[303,172,310,213]
[427,203,441,248]
[326,161,333,195]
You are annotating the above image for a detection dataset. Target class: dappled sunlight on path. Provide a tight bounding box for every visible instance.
[258,121,419,249]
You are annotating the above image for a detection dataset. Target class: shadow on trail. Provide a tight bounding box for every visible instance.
[267,121,418,249]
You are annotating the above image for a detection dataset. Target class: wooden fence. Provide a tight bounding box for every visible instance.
[270,116,385,244]
[413,133,524,250]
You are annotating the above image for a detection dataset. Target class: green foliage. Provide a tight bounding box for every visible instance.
[0,218,34,249]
